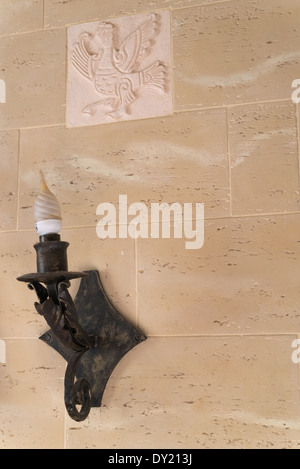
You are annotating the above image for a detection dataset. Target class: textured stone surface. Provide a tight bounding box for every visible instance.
[44,0,223,29]
[18,109,229,229]
[0,0,43,37]
[229,102,300,215]
[66,336,300,449]
[0,131,19,230]
[0,29,66,130]
[173,0,300,109]
[136,214,300,335]
[0,339,65,449]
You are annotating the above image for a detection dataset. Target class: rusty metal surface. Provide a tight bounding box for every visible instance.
[40,270,146,416]
[17,271,87,284]
[17,236,87,284]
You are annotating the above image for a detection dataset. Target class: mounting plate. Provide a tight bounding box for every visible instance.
[40,270,146,408]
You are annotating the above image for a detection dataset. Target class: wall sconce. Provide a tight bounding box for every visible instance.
[17,173,146,422]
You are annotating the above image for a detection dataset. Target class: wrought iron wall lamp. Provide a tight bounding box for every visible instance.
[17,173,146,422]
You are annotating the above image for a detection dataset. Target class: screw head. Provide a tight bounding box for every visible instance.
[44,333,52,342]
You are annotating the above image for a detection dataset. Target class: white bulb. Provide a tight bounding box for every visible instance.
[34,171,62,235]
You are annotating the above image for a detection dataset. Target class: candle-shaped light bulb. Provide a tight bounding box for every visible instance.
[34,171,62,236]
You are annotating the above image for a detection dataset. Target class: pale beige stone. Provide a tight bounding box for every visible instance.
[0,339,65,449]
[297,103,300,173]
[65,228,137,325]
[173,0,300,109]
[45,0,220,29]
[136,214,300,335]
[0,29,66,130]
[0,230,48,338]
[19,109,229,230]
[0,0,43,37]
[66,336,300,449]
[0,131,19,230]
[67,11,172,127]
[229,102,300,215]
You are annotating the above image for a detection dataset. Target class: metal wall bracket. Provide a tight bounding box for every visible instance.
[41,269,146,413]
[17,234,147,421]
[27,269,146,421]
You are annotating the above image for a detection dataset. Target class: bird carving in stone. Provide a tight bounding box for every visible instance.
[72,14,166,118]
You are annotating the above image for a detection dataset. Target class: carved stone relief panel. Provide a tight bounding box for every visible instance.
[67,10,172,127]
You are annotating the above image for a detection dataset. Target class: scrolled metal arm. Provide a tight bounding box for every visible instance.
[29,280,95,352]
[64,351,92,422]
[28,279,95,420]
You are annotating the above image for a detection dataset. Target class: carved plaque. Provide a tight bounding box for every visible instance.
[67,11,172,127]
